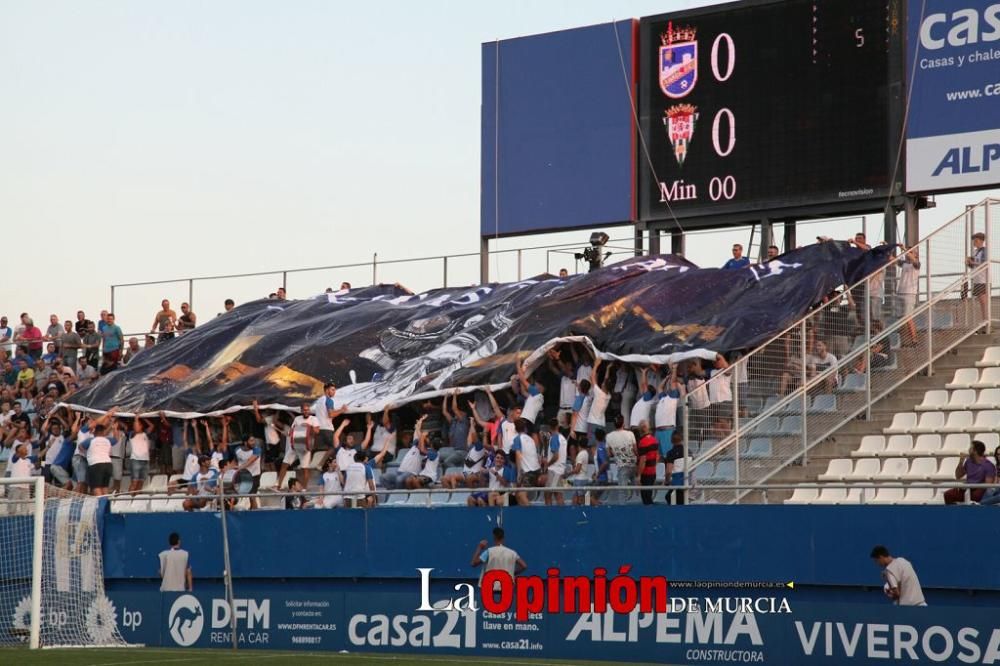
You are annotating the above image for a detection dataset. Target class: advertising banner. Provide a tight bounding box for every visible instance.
[906,0,1000,192]
[107,581,1000,665]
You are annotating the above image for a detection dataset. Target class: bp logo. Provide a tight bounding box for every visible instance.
[167,594,204,646]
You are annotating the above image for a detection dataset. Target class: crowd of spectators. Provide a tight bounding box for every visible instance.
[1,231,991,508]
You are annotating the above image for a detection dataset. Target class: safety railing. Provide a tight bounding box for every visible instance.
[3,480,993,514]
[685,198,999,504]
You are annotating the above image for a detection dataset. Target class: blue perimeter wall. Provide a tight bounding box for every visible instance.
[103,505,1000,591]
[100,506,1000,664]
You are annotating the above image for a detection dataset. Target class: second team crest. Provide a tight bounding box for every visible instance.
[663,104,698,166]
[659,23,698,98]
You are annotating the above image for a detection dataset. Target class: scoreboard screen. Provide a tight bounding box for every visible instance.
[638,0,899,224]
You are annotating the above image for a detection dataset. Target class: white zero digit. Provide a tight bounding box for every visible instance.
[711,32,735,82]
[711,108,736,157]
[709,176,737,201]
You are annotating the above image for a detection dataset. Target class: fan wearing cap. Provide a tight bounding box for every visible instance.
[183,455,219,511]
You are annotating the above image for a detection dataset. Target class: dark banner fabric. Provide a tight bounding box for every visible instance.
[67,242,892,417]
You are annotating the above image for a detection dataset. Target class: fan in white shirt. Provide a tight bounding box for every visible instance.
[277,402,319,489]
[515,361,546,426]
[543,423,569,506]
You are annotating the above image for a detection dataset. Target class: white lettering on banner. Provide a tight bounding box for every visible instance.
[907,129,1000,192]
[919,5,1000,51]
[212,599,270,630]
[166,596,271,647]
[566,609,762,647]
[348,609,476,649]
[415,568,478,612]
[794,622,1000,663]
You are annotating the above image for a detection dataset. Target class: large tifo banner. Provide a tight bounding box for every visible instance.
[106,581,1000,664]
[69,243,891,417]
[906,0,1000,192]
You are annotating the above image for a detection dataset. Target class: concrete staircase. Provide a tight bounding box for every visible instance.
[754,329,1000,504]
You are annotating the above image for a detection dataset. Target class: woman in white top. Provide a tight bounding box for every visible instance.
[319,456,344,509]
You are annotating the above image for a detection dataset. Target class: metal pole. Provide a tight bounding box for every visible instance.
[29,477,44,650]
[188,278,194,311]
[986,201,993,333]
[372,253,378,286]
[800,321,808,464]
[546,250,551,275]
[682,395,690,503]
[864,279,872,420]
[442,256,448,288]
[517,249,522,281]
[733,368,740,504]
[282,271,288,293]
[219,485,238,651]
[110,286,116,316]
[926,240,933,376]
[480,237,490,285]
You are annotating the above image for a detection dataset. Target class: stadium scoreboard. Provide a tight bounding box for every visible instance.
[638,0,902,225]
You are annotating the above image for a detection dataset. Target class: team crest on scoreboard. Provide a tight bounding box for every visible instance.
[659,23,697,98]
[663,104,698,166]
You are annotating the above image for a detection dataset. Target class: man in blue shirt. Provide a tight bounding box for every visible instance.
[100,313,125,372]
[722,244,750,270]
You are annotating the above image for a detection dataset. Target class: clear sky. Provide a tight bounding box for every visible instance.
[1,0,995,336]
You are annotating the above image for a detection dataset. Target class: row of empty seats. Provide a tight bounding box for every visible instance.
[818,457,958,482]
[852,433,997,457]
[945,366,1000,389]
[916,388,1000,411]
[884,410,1000,434]
[785,486,944,505]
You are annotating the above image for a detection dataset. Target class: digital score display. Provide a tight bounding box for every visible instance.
[638,0,901,225]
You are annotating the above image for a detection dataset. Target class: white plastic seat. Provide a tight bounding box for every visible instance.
[869,487,905,504]
[946,368,980,389]
[844,458,880,481]
[945,389,977,410]
[877,457,909,480]
[901,487,937,504]
[843,488,865,504]
[973,367,1000,388]
[973,389,1000,410]
[818,459,852,482]
[884,435,913,456]
[110,498,132,513]
[127,497,150,513]
[814,487,846,504]
[902,457,938,480]
[971,410,1000,432]
[932,457,960,481]
[912,434,942,456]
[939,411,974,433]
[915,390,948,412]
[147,494,172,512]
[972,432,1000,451]
[884,412,917,435]
[942,433,971,455]
[144,474,168,494]
[259,471,278,489]
[852,435,886,457]
[911,411,945,434]
[975,347,1000,368]
[783,487,818,504]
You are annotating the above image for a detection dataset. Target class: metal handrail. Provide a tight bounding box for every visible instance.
[686,198,997,499]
